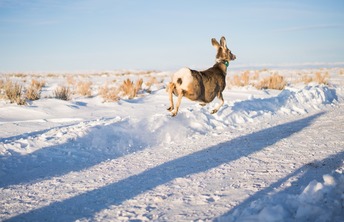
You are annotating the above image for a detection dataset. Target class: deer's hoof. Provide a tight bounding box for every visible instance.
[211,109,218,114]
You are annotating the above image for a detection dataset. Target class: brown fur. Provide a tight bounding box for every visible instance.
[167,36,236,116]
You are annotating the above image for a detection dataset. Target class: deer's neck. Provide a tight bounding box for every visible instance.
[213,60,228,74]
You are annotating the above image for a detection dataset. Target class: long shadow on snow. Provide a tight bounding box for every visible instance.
[6,112,325,221]
[0,119,148,188]
[217,150,344,221]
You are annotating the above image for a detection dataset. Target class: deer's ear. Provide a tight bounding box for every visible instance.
[212,38,220,49]
[220,36,227,49]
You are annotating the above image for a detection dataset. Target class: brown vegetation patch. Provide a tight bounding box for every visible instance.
[256,73,287,90]
[119,78,143,99]
[54,86,72,101]
[98,84,120,102]
[3,80,26,105]
[77,81,92,97]
[26,79,45,101]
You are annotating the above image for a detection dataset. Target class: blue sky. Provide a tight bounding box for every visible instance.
[1,0,344,72]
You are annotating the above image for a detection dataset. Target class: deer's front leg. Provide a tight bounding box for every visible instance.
[171,89,184,117]
[211,92,224,114]
[167,82,175,112]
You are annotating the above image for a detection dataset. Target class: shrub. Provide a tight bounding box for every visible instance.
[145,76,160,92]
[297,72,329,85]
[252,71,260,80]
[26,79,45,101]
[314,71,329,85]
[145,76,158,87]
[339,69,344,75]
[300,75,313,84]
[98,84,120,102]
[54,86,71,100]
[229,70,251,87]
[26,86,40,101]
[4,80,26,105]
[0,79,4,97]
[14,73,27,78]
[135,78,143,94]
[119,78,143,99]
[66,75,76,86]
[77,81,92,97]
[256,73,286,90]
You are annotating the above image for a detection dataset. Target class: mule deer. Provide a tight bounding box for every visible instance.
[167,36,236,116]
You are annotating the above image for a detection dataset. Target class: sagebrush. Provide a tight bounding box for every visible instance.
[54,86,72,100]
[26,79,45,101]
[98,84,120,102]
[4,80,26,105]
[119,78,143,99]
[256,73,286,90]
[77,81,92,97]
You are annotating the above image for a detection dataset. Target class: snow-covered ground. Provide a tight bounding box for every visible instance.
[1,67,344,221]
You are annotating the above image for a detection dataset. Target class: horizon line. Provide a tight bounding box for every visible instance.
[1,61,344,74]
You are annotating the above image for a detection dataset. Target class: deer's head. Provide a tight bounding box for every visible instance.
[212,36,236,66]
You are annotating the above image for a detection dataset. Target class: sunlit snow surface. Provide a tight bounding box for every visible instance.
[1,68,344,221]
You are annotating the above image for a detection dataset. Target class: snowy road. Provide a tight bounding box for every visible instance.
[1,105,343,221]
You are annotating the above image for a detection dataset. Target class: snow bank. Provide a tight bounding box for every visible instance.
[105,85,340,150]
[222,85,338,126]
[156,85,339,136]
[220,172,344,222]
[0,85,339,157]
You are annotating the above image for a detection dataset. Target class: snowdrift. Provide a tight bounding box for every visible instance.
[143,85,339,143]
[92,85,339,151]
[0,85,339,157]
[219,172,344,222]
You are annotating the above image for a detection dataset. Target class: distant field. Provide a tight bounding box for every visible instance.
[1,67,343,105]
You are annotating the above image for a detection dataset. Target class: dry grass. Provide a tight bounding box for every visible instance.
[0,79,4,97]
[77,81,92,97]
[145,77,157,87]
[298,72,330,85]
[228,70,260,88]
[66,75,76,86]
[145,77,160,92]
[256,73,287,90]
[13,73,28,78]
[98,78,144,102]
[229,70,251,87]
[252,71,260,80]
[314,71,329,85]
[26,79,45,101]
[300,75,313,84]
[46,73,58,78]
[54,86,72,100]
[98,84,120,102]
[339,69,344,75]
[119,78,143,99]
[3,80,26,105]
